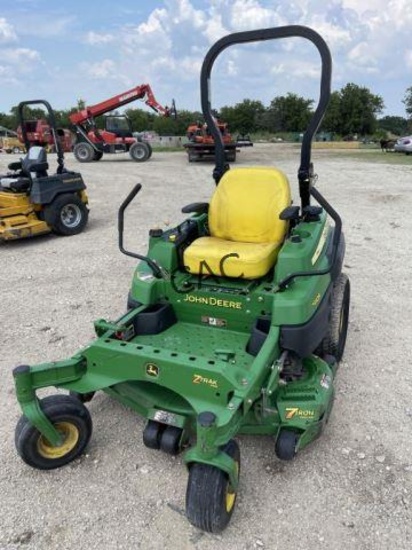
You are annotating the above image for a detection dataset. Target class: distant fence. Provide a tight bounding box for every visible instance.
[153,136,184,147]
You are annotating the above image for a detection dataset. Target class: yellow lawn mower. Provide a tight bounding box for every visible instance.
[0,100,88,241]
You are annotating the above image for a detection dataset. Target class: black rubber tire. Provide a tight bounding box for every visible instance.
[15,394,92,470]
[316,273,350,362]
[93,151,103,161]
[143,420,164,450]
[45,193,89,236]
[69,391,96,403]
[186,439,240,533]
[188,151,197,163]
[275,430,299,461]
[226,152,236,162]
[159,425,182,455]
[143,141,153,159]
[73,142,95,163]
[129,142,150,162]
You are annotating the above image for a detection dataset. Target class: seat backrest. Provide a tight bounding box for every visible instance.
[21,146,48,178]
[209,167,291,243]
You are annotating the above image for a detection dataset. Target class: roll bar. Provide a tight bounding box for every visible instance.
[200,25,332,208]
[17,100,65,174]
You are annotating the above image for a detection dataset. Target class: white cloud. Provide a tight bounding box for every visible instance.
[0,17,17,43]
[203,13,227,43]
[229,0,285,30]
[86,31,114,45]
[85,59,116,79]
[1,47,40,64]
[347,42,378,68]
[137,8,168,35]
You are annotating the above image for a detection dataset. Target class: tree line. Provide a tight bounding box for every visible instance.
[1,83,411,139]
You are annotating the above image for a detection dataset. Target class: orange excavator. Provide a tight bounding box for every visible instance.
[69,84,176,162]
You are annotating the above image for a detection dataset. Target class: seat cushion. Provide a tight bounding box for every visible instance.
[184,236,282,279]
[209,166,291,243]
[183,166,291,279]
[0,177,31,192]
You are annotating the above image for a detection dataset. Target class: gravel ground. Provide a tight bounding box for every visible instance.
[1,144,411,550]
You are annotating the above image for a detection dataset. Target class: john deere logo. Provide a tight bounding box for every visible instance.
[146,363,159,378]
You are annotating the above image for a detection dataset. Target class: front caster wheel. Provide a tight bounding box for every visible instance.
[275,430,299,461]
[142,420,164,450]
[186,439,240,533]
[15,394,92,470]
[159,425,182,455]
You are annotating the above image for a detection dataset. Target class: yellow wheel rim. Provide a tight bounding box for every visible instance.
[225,462,239,513]
[37,422,79,459]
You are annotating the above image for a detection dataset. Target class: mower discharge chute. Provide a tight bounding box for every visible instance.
[0,100,88,241]
[12,27,350,532]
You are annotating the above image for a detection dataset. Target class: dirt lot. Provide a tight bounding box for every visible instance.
[1,144,411,550]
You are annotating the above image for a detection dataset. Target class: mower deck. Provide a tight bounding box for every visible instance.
[0,191,49,240]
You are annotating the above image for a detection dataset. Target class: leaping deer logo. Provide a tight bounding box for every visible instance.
[146,363,159,377]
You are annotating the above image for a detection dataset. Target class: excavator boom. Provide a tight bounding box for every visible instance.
[69,84,173,125]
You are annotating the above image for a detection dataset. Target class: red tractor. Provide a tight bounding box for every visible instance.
[69,84,176,163]
[16,119,73,153]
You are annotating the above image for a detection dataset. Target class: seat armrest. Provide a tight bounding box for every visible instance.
[279,205,300,220]
[181,202,209,214]
[8,161,22,172]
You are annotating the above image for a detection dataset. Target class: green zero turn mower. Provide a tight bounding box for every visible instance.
[13,27,350,532]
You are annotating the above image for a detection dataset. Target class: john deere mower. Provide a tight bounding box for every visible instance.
[0,100,88,241]
[12,27,350,532]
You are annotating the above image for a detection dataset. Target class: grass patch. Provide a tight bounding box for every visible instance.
[328,149,412,165]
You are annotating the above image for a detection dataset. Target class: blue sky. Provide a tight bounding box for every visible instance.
[0,0,411,118]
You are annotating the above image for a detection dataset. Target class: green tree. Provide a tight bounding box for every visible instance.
[320,91,341,133]
[0,112,15,130]
[124,108,155,132]
[220,99,265,133]
[338,83,384,136]
[152,115,179,136]
[264,93,313,132]
[403,86,412,120]
[377,115,408,136]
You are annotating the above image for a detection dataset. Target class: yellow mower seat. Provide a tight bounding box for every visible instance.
[184,166,291,279]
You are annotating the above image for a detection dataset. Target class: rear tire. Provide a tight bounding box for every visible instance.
[188,150,197,163]
[316,273,350,361]
[129,142,150,162]
[143,141,153,159]
[73,142,95,163]
[45,193,88,236]
[93,151,103,161]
